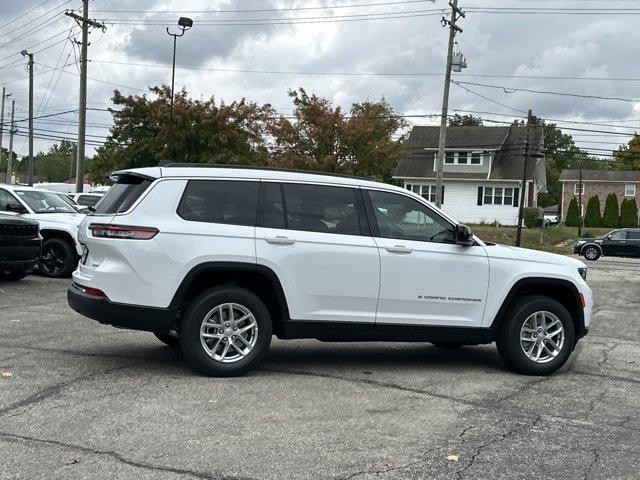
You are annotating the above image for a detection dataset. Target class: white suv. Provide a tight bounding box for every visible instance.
[0,185,85,277]
[68,164,593,377]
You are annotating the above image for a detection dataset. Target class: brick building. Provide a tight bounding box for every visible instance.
[559,170,640,221]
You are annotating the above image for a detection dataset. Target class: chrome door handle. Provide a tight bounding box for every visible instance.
[384,245,413,254]
[265,236,296,245]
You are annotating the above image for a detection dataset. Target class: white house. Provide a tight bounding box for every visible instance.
[393,125,547,225]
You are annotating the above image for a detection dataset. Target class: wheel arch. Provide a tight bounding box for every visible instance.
[580,243,602,257]
[168,262,290,337]
[40,228,76,247]
[490,277,586,341]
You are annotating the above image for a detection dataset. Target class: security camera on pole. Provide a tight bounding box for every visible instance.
[434,0,466,209]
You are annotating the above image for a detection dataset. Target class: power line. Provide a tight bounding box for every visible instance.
[0,0,53,31]
[454,80,640,103]
[452,81,528,114]
[93,0,436,14]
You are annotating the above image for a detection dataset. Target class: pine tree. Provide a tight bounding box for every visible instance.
[602,193,620,228]
[620,198,639,227]
[584,195,602,227]
[565,197,581,227]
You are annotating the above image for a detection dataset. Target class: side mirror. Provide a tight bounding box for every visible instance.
[455,224,475,246]
[606,235,612,240]
[6,203,27,214]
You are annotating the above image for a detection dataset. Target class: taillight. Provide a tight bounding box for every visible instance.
[89,223,158,240]
[73,283,108,298]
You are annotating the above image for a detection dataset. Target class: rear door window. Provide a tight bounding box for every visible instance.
[177,180,259,226]
[282,183,361,235]
[77,195,101,207]
[94,175,152,214]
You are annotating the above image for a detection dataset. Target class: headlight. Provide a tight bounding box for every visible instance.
[576,240,586,246]
[578,268,587,281]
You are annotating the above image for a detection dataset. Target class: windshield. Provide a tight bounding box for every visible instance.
[15,190,78,214]
[55,193,81,211]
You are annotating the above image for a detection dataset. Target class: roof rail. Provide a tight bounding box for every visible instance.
[157,161,366,181]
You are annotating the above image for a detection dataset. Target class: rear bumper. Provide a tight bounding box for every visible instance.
[67,283,176,334]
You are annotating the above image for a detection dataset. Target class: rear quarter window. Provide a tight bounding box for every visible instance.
[177,180,259,226]
[94,175,152,214]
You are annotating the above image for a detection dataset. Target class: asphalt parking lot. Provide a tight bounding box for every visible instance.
[1,258,639,480]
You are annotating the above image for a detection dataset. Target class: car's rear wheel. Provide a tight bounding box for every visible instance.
[179,286,272,377]
[39,238,77,277]
[582,245,601,261]
[496,295,575,375]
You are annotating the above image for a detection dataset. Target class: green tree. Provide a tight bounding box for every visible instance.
[91,85,275,180]
[602,193,620,228]
[448,114,482,126]
[565,197,581,227]
[620,198,639,227]
[537,123,580,208]
[584,195,602,227]
[268,88,407,182]
[34,140,77,182]
[614,133,640,170]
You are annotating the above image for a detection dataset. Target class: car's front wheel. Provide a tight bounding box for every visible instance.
[496,296,575,375]
[39,238,77,277]
[179,286,272,377]
[582,245,601,261]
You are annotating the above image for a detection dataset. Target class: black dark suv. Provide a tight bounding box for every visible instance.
[0,215,42,281]
[574,228,640,261]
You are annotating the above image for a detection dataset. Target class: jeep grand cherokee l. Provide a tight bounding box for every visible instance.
[68,164,593,377]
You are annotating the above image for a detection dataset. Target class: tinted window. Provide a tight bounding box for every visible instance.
[367,190,454,244]
[282,183,360,235]
[610,230,626,240]
[0,189,15,210]
[177,180,259,226]
[94,175,152,214]
[257,182,285,229]
[627,230,640,240]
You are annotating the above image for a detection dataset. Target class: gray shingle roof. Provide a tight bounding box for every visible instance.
[395,125,544,181]
[559,169,640,182]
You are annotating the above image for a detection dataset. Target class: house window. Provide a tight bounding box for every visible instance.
[481,187,516,206]
[457,151,468,164]
[574,183,585,195]
[470,152,482,164]
[445,152,455,164]
[625,184,636,196]
[405,184,441,204]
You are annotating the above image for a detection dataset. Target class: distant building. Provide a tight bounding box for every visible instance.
[559,170,640,221]
[393,125,547,225]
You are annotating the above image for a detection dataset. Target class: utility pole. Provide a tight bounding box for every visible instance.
[66,2,106,193]
[516,110,536,247]
[7,100,15,184]
[578,157,584,237]
[20,50,35,186]
[434,0,465,208]
[0,87,5,177]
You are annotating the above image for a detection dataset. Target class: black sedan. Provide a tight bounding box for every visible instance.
[0,215,42,280]
[574,228,640,261]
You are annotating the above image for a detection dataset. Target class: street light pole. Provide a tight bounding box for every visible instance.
[166,17,193,124]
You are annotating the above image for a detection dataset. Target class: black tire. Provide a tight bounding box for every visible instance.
[39,238,77,278]
[0,269,30,281]
[154,332,180,349]
[431,341,465,349]
[496,295,575,375]
[582,245,601,261]
[179,286,272,377]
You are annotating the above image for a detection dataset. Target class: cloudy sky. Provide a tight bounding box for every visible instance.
[1,0,639,160]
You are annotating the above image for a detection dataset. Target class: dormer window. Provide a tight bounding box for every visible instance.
[437,151,488,165]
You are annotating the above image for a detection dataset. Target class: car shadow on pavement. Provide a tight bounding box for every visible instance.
[260,341,506,374]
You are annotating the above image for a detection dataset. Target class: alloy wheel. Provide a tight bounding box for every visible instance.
[520,311,565,364]
[584,247,599,260]
[199,303,258,363]
[40,244,68,276]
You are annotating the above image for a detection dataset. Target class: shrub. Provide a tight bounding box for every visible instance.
[620,198,639,227]
[523,207,539,228]
[584,195,602,227]
[602,193,620,228]
[565,197,581,227]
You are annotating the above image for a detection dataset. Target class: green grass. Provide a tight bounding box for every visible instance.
[469,224,611,254]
